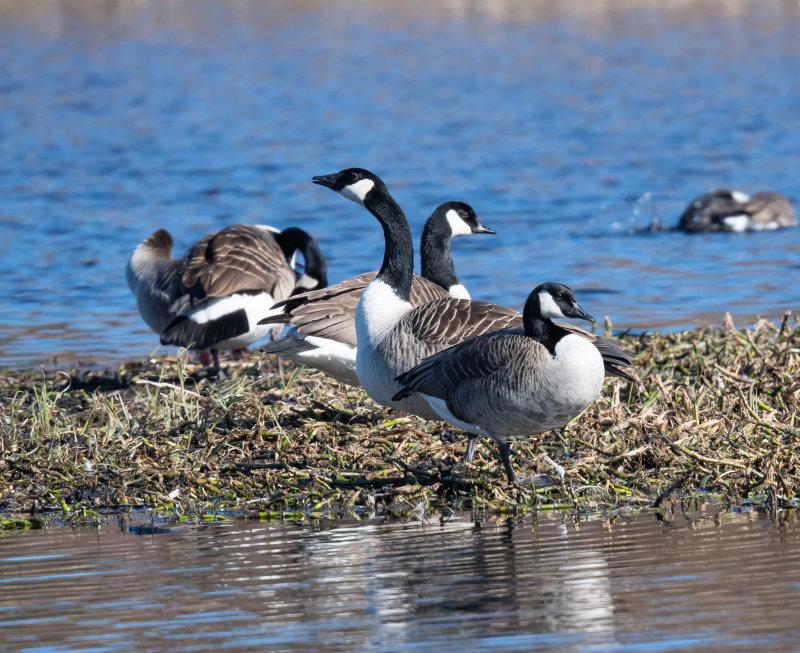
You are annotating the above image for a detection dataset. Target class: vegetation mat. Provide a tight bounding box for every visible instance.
[1,313,798,523]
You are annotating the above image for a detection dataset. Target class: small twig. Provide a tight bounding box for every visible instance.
[134,379,206,400]
[714,363,754,384]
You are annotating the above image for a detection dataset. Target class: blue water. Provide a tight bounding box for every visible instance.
[0,1,798,368]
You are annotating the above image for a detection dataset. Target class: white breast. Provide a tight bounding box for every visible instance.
[552,334,606,409]
[355,278,413,344]
[354,279,442,419]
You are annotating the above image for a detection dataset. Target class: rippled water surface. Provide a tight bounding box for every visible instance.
[2,508,800,651]
[0,0,798,368]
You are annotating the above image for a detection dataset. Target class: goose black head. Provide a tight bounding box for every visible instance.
[312,168,386,207]
[435,201,496,237]
[530,282,595,324]
[275,227,328,292]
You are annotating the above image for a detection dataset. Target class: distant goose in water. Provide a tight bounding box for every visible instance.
[309,168,633,425]
[394,282,606,486]
[678,190,796,233]
[126,224,327,369]
[262,201,496,385]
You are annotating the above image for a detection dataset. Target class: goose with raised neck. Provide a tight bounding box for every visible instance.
[310,168,523,419]
[262,201,496,385]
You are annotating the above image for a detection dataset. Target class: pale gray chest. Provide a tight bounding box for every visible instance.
[453,334,605,437]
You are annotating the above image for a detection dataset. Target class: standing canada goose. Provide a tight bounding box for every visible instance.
[678,189,796,233]
[126,224,327,368]
[261,201,496,385]
[310,168,632,423]
[393,283,606,486]
[310,168,520,419]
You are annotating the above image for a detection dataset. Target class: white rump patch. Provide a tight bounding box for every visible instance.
[445,209,474,237]
[290,335,359,385]
[339,178,375,206]
[721,214,750,232]
[421,396,493,439]
[538,291,565,319]
[186,292,280,349]
[731,191,751,204]
[447,283,470,300]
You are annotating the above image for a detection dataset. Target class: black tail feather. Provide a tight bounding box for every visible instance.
[161,309,249,351]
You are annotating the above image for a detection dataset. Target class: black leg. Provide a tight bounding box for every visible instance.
[211,350,230,379]
[496,439,520,484]
[496,439,560,489]
[461,435,479,464]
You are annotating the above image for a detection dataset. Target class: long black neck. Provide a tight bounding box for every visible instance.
[522,295,570,357]
[420,218,459,291]
[275,228,328,288]
[367,193,414,302]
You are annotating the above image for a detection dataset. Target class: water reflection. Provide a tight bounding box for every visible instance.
[1,507,800,651]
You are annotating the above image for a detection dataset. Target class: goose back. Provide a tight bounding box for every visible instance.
[744,192,797,230]
[271,271,449,348]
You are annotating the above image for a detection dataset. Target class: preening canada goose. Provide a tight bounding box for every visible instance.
[125,228,183,336]
[678,190,796,233]
[394,282,606,486]
[126,224,327,368]
[262,201,496,385]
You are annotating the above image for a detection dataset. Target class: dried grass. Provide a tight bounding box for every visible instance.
[1,313,798,521]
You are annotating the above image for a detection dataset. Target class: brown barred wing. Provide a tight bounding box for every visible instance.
[398,298,523,351]
[270,272,450,347]
[173,224,296,313]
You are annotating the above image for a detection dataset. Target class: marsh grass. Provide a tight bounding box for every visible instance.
[1,313,798,522]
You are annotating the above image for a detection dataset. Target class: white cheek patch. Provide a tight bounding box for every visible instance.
[339,179,375,206]
[447,283,470,300]
[445,209,474,237]
[538,291,565,319]
[731,191,751,204]
[295,273,319,291]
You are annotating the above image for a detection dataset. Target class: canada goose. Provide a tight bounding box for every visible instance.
[310,168,632,422]
[261,201,496,385]
[394,283,606,486]
[126,224,327,368]
[678,190,796,233]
